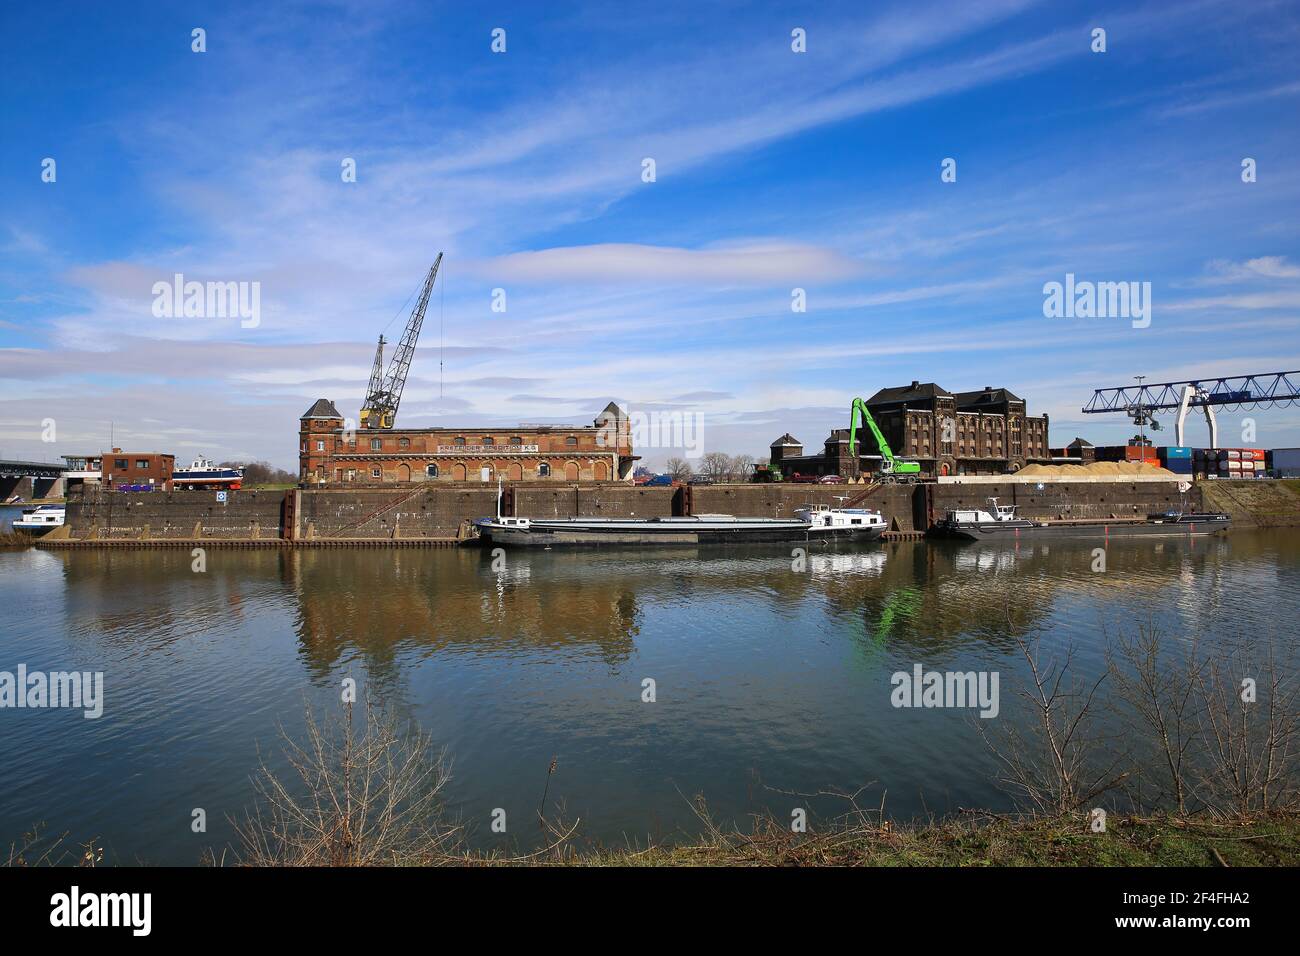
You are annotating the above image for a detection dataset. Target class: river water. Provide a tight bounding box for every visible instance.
[1,530,1297,864]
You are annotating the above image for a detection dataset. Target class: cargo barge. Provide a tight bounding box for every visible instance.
[477,503,886,548]
[936,498,1231,541]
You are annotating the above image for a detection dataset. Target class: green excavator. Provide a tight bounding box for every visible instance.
[848,397,922,481]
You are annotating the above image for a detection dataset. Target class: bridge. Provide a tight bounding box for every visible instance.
[1,459,67,501]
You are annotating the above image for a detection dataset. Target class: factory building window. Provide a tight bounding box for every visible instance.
[316,440,324,451]
[454,436,466,446]
[565,436,578,447]
[538,462,551,477]
[510,436,523,445]
[136,460,150,469]
[399,438,410,448]
[482,437,495,446]
[426,463,439,478]
[371,438,382,451]
[371,467,381,479]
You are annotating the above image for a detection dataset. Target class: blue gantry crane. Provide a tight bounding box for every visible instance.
[1082,370,1300,447]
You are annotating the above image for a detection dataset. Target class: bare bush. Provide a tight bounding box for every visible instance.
[233,700,459,866]
[4,823,101,867]
[1106,623,1203,813]
[981,636,1128,815]
[1192,643,1300,815]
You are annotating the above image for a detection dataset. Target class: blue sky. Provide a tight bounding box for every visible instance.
[2,0,1299,470]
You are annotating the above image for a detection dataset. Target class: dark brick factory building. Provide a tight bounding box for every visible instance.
[770,382,1051,479]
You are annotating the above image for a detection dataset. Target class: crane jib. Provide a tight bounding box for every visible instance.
[360,253,443,429]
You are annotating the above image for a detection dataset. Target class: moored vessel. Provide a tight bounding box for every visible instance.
[12,503,65,535]
[477,501,886,548]
[936,497,1231,541]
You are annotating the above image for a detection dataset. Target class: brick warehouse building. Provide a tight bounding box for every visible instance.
[299,399,636,484]
[101,449,175,490]
[770,382,1051,479]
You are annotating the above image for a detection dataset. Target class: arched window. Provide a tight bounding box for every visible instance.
[509,436,523,445]
[426,463,439,478]
[538,462,551,477]
[565,435,578,447]
[454,436,466,446]
[399,437,410,448]
[482,436,495,446]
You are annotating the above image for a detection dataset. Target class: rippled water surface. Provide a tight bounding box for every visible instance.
[1,530,1297,864]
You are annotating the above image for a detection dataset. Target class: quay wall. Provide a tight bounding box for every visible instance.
[57,479,1221,544]
[66,488,285,540]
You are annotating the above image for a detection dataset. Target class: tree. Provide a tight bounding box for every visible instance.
[664,457,692,480]
[220,460,296,486]
[700,452,732,480]
[728,454,755,481]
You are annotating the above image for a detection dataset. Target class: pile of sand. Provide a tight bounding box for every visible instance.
[1016,461,1177,478]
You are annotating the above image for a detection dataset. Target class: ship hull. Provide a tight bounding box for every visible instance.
[480,521,885,548]
[937,517,1231,542]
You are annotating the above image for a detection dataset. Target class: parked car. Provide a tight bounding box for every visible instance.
[644,474,675,486]
[789,473,820,483]
[818,475,844,484]
[687,474,714,485]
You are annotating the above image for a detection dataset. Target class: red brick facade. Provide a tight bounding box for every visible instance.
[101,449,175,490]
[299,400,635,484]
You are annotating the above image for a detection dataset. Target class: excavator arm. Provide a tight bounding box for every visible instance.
[848,397,921,477]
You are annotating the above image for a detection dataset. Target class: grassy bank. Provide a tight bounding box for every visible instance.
[0,531,32,549]
[526,812,1300,867]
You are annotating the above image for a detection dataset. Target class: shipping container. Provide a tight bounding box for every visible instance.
[1164,459,1194,474]
[1157,446,1192,459]
[1270,448,1300,471]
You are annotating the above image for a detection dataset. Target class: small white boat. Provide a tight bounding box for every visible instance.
[13,504,65,534]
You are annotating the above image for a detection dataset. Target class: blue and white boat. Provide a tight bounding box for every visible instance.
[173,456,244,490]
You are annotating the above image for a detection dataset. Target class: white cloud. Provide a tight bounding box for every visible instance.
[480,242,864,285]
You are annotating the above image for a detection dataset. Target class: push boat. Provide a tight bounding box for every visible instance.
[935,497,1231,541]
[12,504,65,535]
[476,498,887,548]
[172,456,243,490]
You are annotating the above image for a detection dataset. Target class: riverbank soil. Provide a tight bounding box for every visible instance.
[1200,479,1300,528]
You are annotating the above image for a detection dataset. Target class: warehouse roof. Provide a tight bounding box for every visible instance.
[953,387,1024,409]
[866,381,953,406]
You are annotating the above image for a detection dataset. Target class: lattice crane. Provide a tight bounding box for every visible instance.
[359,254,442,430]
[1082,370,1300,446]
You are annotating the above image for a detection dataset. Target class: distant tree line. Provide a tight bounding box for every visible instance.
[663,453,756,482]
[219,460,297,486]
